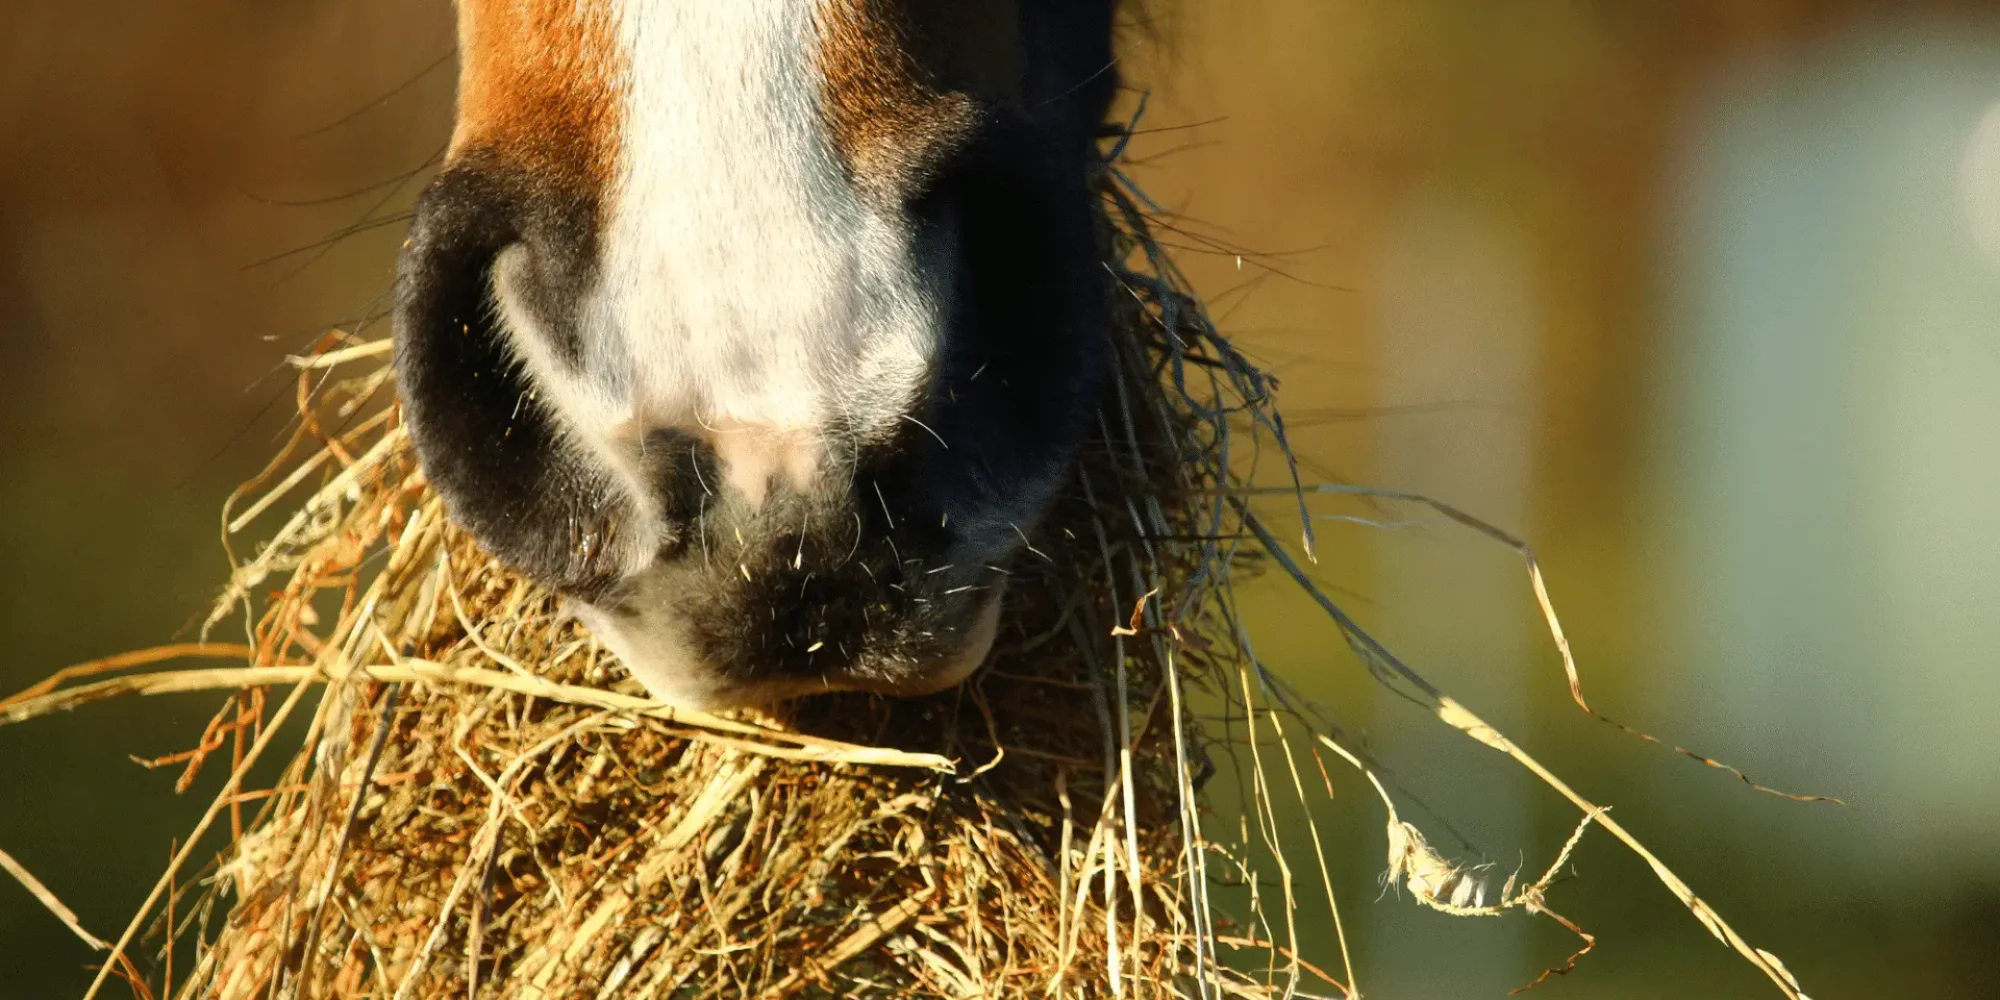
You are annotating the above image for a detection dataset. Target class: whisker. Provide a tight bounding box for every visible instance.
[872,481,896,531]
[901,414,947,449]
[1010,523,1052,563]
[292,50,455,140]
[697,496,711,572]
[841,511,864,568]
[689,449,713,497]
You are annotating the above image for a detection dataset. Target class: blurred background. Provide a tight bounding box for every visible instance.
[3,1,1998,996]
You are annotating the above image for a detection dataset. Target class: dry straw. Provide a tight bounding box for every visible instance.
[2,115,1821,1000]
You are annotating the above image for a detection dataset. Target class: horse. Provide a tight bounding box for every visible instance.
[393,1,1124,710]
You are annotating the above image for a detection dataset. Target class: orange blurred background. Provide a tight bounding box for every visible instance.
[5,1,1999,996]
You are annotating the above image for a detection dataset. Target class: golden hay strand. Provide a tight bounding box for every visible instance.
[1,123,1822,1000]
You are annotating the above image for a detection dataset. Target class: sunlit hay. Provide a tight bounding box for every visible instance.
[1,116,1826,1000]
[27,136,1312,999]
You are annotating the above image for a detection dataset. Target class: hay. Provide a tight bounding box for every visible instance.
[84,140,1298,1000]
[0,116,1822,1000]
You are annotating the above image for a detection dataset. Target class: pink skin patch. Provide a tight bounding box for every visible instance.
[704,422,824,509]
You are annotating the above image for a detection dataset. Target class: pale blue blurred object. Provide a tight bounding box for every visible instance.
[1651,21,2000,880]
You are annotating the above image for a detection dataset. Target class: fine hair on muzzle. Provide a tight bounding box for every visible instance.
[393,0,1124,709]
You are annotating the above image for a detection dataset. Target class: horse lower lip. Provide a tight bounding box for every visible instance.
[575,566,1008,711]
[733,586,1006,705]
[875,588,1005,697]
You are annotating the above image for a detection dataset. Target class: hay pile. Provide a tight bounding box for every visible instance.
[31,151,1324,998]
[0,124,1820,1000]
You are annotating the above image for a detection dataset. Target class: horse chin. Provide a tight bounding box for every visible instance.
[572,582,1007,713]
[851,589,1004,700]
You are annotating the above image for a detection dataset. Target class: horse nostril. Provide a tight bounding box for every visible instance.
[401,165,522,292]
[394,163,639,603]
[399,157,599,369]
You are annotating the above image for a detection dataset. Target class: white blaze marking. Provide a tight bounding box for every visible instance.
[492,0,940,525]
